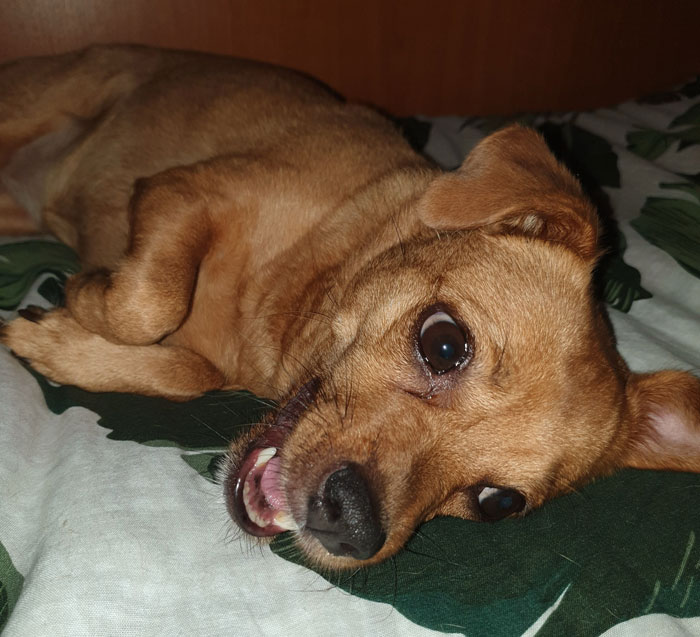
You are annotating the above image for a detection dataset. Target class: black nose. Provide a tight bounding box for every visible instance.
[306,465,385,560]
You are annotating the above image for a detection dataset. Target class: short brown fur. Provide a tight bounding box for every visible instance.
[1,45,698,569]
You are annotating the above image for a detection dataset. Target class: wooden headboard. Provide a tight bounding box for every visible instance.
[1,0,699,116]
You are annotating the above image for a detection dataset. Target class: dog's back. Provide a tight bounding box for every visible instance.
[0,45,435,399]
[0,45,426,267]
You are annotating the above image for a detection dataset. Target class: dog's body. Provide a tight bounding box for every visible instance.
[0,46,432,399]
[1,45,699,569]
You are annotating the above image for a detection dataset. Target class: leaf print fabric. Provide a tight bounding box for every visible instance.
[1,78,699,637]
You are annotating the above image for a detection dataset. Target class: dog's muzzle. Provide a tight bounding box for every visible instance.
[224,377,386,560]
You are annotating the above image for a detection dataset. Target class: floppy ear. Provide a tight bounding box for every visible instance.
[621,370,700,473]
[417,125,599,261]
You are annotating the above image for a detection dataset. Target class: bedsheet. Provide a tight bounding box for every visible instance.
[1,78,699,636]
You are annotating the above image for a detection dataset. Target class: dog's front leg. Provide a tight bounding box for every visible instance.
[65,163,221,346]
[1,159,245,398]
[1,307,225,400]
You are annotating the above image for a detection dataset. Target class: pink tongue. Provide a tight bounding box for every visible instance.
[260,456,287,510]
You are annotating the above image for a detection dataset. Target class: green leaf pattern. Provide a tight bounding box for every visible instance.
[2,77,699,636]
[631,182,700,278]
[0,541,23,633]
[0,241,79,310]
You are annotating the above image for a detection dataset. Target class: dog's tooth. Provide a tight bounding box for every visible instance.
[249,506,267,528]
[273,511,299,531]
[254,447,277,468]
[257,514,270,528]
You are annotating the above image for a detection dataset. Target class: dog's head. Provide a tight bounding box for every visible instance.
[223,126,700,569]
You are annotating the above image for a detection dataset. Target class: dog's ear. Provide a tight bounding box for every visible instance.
[620,370,700,473]
[417,125,599,261]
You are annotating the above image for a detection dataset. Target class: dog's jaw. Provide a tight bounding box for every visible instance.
[224,378,321,539]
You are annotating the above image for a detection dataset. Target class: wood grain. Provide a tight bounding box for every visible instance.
[1,0,698,115]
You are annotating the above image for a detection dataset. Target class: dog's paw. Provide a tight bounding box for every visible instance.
[0,307,95,384]
[1,307,227,398]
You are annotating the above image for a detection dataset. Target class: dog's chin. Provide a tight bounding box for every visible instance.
[223,379,320,541]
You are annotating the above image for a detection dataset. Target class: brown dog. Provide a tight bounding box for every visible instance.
[1,45,699,569]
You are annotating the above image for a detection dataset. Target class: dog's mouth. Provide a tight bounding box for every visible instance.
[225,378,320,537]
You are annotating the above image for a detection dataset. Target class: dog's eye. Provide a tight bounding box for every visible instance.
[419,311,467,373]
[477,486,526,520]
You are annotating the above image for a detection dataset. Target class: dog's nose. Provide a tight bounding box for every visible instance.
[306,464,385,560]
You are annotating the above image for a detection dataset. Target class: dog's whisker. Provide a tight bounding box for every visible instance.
[210,392,277,409]
[390,213,406,260]
[188,413,235,444]
[401,544,468,570]
[239,310,337,327]
[323,283,341,312]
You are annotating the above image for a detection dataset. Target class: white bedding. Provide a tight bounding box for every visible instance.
[1,79,699,636]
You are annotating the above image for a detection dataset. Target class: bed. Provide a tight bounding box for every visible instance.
[1,70,699,635]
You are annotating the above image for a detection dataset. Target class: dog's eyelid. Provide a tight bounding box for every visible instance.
[396,381,439,403]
